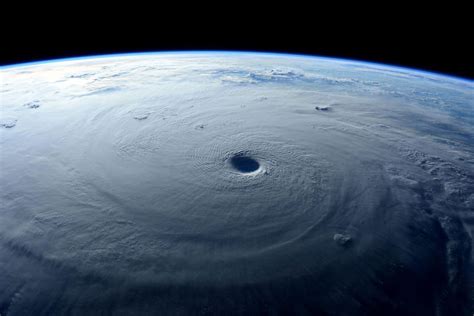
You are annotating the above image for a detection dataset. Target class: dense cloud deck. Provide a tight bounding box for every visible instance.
[0,53,473,315]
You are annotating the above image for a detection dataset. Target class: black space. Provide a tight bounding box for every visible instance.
[1,10,473,80]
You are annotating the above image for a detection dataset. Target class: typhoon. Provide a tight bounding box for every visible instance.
[0,52,473,315]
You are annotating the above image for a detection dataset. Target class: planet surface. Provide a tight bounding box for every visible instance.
[0,52,473,315]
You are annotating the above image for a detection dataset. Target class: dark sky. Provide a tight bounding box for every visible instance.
[2,11,473,80]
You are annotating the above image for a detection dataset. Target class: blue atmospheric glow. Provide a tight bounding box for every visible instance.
[0,50,472,84]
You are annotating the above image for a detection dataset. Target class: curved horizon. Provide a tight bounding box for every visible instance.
[1,50,472,84]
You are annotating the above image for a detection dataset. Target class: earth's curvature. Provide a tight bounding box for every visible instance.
[0,52,473,315]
